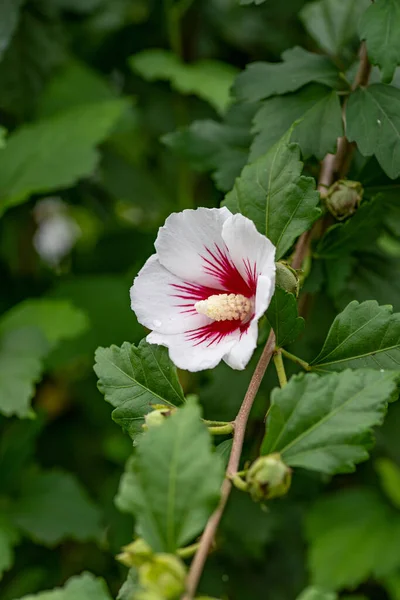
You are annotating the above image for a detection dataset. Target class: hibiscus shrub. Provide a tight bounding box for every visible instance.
[2,1,400,600]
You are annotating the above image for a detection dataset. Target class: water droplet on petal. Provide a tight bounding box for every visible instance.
[153,319,162,328]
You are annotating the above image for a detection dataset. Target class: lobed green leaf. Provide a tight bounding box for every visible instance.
[261,369,399,474]
[359,0,400,83]
[233,47,340,103]
[0,99,127,216]
[311,300,400,371]
[9,469,102,546]
[346,84,400,179]
[94,339,185,440]
[116,400,224,552]
[300,0,370,57]
[16,572,113,600]
[266,287,305,347]
[251,85,343,161]
[224,130,320,258]
[306,489,400,589]
[130,49,238,114]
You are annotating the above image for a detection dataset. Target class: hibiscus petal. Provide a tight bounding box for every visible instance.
[147,329,239,372]
[130,255,211,334]
[254,274,275,319]
[154,207,232,287]
[221,213,276,287]
[223,321,259,370]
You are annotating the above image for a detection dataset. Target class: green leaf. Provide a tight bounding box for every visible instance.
[223,130,320,259]
[346,84,400,179]
[375,457,400,509]
[300,0,370,57]
[261,369,399,474]
[0,516,20,579]
[116,400,224,552]
[306,489,400,589]
[0,299,88,345]
[0,328,49,418]
[9,469,102,546]
[0,0,23,60]
[0,2,64,119]
[37,60,116,118]
[0,99,127,216]
[117,568,140,600]
[296,588,337,600]
[316,200,382,258]
[163,102,256,193]
[94,340,185,440]
[130,49,238,114]
[251,85,343,161]
[311,300,400,371]
[233,47,340,103]
[16,572,113,600]
[360,0,400,83]
[266,287,305,347]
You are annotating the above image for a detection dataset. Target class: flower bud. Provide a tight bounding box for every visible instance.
[325,180,363,221]
[144,408,173,430]
[139,553,186,599]
[275,261,300,297]
[116,538,153,567]
[246,453,292,502]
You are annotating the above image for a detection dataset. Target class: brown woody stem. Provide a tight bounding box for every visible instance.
[183,330,276,598]
[291,41,371,272]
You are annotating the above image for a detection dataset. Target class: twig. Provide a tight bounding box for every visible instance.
[183,330,276,599]
[291,41,372,271]
[273,350,288,387]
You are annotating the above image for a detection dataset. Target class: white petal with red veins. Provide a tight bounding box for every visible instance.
[130,254,211,334]
[147,329,239,372]
[154,207,232,287]
[222,213,276,283]
[223,321,259,370]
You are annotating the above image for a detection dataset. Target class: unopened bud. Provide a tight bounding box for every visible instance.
[275,261,300,297]
[116,538,153,567]
[139,553,186,599]
[144,408,173,430]
[325,180,363,221]
[246,453,292,502]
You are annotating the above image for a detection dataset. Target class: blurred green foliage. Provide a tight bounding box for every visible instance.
[2,1,400,599]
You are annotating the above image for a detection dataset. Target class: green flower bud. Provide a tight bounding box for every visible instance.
[116,538,153,567]
[144,408,173,430]
[275,261,300,297]
[325,180,363,221]
[246,453,292,502]
[139,553,186,599]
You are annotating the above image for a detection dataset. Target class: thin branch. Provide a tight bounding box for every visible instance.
[273,350,288,387]
[291,41,371,272]
[183,330,276,599]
